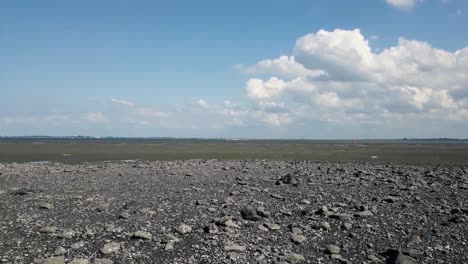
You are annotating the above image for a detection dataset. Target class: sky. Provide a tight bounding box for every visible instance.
[1,0,468,139]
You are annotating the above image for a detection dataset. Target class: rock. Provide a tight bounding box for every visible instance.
[271,193,284,200]
[175,223,192,235]
[367,254,379,261]
[278,173,297,184]
[71,241,85,249]
[326,245,341,254]
[381,249,418,264]
[341,222,352,230]
[240,205,261,221]
[163,233,180,243]
[58,229,75,239]
[118,210,131,219]
[339,213,352,220]
[39,226,57,234]
[69,259,90,264]
[39,203,54,209]
[165,242,174,251]
[44,256,65,264]
[101,242,121,255]
[284,253,306,263]
[264,222,281,230]
[354,210,374,218]
[383,196,401,203]
[291,234,306,244]
[93,259,114,264]
[331,254,351,264]
[203,223,219,234]
[224,219,239,228]
[132,230,152,240]
[316,205,329,215]
[53,246,67,255]
[321,221,331,230]
[257,207,271,218]
[224,244,246,252]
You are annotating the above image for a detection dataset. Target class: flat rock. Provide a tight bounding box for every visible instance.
[93,259,114,264]
[326,245,341,254]
[101,242,121,255]
[44,256,65,264]
[291,234,306,244]
[69,259,90,264]
[284,253,306,263]
[132,230,152,240]
[224,244,246,252]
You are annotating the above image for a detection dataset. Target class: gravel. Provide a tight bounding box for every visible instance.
[0,159,467,263]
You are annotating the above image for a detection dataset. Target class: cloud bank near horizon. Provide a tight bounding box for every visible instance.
[2,28,468,138]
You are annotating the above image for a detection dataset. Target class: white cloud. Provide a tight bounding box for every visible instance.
[197,99,209,109]
[238,55,325,78]
[386,0,418,10]
[111,98,134,107]
[246,77,315,100]
[243,28,468,129]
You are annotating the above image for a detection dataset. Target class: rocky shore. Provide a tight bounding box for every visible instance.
[0,160,467,263]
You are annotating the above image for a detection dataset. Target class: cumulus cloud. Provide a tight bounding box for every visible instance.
[197,99,209,109]
[238,56,325,78]
[386,0,418,10]
[243,28,468,128]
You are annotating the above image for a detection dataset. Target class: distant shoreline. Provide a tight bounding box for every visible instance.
[0,136,467,141]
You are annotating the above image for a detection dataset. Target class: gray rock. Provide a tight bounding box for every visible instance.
[326,245,341,254]
[367,254,379,261]
[118,210,131,219]
[175,223,192,235]
[264,222,281,230]
[224,219,240,228]
[132,230,152,240]
[39,226,57,234]
[101,242,121,255]
[341,222,352,230]
[44,256,65,264]
[203,223,219,233]
[284,253,306,263]
[69,259,90,264]
[71,241,85,249]
[354,210,374,218]
[58,229,75,239]
[291,234,306,244]
[381,249,418,264]
[93,259,114,264]
[39,203,54,209]
[165,242,174,251]
[224,244,246,252]
[53,246,67,255]
[240,205,261,221]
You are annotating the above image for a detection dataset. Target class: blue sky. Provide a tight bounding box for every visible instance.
[1,0,468,138]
